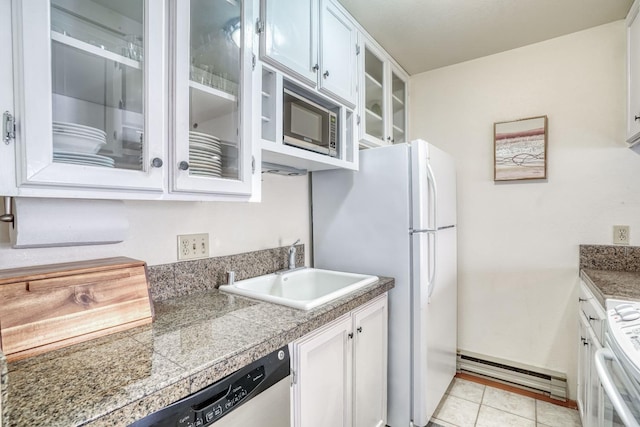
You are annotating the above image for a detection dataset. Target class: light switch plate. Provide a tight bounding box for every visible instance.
[177,233,209,260]
[613,225,630,245]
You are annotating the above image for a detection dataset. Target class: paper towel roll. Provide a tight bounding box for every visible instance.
[10,198,128,248]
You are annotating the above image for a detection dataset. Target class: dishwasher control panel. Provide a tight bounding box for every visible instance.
[129,346,290,427]
[186,367,265,427]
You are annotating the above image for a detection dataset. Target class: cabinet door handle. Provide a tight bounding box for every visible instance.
[635,114,640,122]
[578,297,587,302]
[312,64,319,72]
[323,70,329,78]
[588,316,598,322]
[151,157,163,168]
[357,326,363,333]
[348,332,354,339]
[178,161,189,171]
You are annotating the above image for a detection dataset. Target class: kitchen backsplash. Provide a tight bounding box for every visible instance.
[147,244,304,301]
[580,244,640,271]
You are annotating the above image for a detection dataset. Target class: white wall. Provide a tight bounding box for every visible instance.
[0,173,310,268]
[409,21,640,398]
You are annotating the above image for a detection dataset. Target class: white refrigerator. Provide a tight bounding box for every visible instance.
[311,139,457,427]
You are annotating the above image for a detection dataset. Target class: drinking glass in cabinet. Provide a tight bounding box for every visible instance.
[49,0,145,171]
[188,0,242,180]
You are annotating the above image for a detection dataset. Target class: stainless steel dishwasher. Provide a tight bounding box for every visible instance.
[130,346,291,427]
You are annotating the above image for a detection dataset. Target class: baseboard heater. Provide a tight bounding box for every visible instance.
[457,350,568,401]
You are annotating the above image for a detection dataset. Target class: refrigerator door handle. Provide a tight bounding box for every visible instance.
[428,231,437,299]
[426,162,438,230]
[425,162,438,298]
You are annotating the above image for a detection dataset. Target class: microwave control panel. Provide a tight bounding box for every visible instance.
[330,114,337,151]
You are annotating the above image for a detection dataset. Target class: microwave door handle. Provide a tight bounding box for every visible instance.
[594,348,640,427]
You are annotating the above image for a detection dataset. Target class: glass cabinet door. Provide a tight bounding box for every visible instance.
[363,46,385,144]
[391,68,406,144]
[172,0,252,195]
[14,0,165,192]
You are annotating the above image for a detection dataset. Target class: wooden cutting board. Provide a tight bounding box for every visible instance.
[0,257,154,362]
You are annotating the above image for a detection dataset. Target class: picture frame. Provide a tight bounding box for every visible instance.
[494,115,548,181]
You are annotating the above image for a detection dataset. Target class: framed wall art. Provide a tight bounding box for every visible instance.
[494,115,548,181]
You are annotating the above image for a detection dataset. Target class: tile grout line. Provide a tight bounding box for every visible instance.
[474,384,486,427]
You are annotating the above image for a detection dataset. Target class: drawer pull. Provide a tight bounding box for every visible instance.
[578,297,588,302]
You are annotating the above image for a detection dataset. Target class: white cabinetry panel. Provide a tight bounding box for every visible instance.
[291,293,388,427]
[319,0,357,107]
[261,0,317,86]
[628,1,640,145]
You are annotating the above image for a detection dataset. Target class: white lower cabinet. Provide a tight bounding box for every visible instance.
[291,293,388,427]
[577,280,605,427]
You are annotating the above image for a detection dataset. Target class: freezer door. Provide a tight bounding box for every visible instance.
[411,139,457,231]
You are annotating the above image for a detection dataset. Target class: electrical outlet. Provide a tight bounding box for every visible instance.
[177,233,209,260]
[613,225,630,245]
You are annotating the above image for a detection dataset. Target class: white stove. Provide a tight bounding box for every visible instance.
[594,300,640,427]
[607,300,640,384]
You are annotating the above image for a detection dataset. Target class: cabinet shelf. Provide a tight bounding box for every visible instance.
[392,93,404,107]
[51,31,142,70]
[189,81,237,125]
[261,116,270,122]
[365,72,383,90]
[393,125,405,133]
[261,91,271,98]
[365,108,383,121]
[364,72,382,89]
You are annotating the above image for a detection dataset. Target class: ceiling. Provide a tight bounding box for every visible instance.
[338,0,634,75]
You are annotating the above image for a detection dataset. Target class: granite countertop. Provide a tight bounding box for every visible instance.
[0,277,394,426]
[581,269,640,306]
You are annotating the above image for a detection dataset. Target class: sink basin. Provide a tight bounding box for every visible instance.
[219,268,379,310]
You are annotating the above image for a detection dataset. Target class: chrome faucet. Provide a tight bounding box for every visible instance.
[226,271,235,286]
[288,239,300,270]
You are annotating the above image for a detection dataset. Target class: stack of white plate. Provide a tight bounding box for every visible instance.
[52,121,113,168]
[189,131,222,177]
[53,151,115,168]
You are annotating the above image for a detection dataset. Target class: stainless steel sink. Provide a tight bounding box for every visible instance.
[219,268,379,310]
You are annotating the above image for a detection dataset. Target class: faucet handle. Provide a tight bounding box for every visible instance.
[290,239,300,250]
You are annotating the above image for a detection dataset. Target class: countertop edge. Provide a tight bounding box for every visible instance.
[579,269,607,308]
[82,276,395,426]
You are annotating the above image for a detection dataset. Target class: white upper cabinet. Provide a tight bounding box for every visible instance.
[6,0,254,200]
[359,35,408,148]
[171,0,253,196]
[627,1,640,147]
[259,0,357,107]
[12,0,166,194]
[318,0,357,106]
[260,0,317,86]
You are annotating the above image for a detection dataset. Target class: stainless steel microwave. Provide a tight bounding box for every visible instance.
[283,89,338,157]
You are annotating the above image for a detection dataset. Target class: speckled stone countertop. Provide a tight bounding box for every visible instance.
[579,244,640,306]
[580,269,640,306]
[0,277,394,426]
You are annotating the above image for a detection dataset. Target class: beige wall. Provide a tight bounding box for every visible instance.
[409,21,639,398]
[0,173,310,268]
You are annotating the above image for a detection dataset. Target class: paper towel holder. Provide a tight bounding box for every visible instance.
[0,196,13,224]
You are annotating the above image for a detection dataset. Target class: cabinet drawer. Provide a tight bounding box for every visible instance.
[579,281,605,345]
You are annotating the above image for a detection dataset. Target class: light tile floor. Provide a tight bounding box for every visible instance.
[428,378,582,427]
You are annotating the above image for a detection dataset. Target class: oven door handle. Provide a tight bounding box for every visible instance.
[595,348,640,427]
